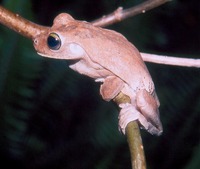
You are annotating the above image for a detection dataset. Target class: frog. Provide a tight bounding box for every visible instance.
[33,13,163,135]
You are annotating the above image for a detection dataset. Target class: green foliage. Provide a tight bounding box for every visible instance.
[0,0,199,169]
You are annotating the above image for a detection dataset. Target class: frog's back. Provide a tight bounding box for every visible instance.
[75,23,154,93]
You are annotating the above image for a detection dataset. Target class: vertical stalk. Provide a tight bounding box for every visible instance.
[114,92,146,169]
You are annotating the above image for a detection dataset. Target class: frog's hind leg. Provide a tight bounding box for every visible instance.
[136,89,163,135]
[100,76,124,101]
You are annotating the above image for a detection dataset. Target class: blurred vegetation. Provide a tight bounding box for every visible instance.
[0,0,199,169]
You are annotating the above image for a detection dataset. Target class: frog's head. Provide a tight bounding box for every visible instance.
[33,13,85,60]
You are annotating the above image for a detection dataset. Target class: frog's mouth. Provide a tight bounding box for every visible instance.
[38,52,80,63]
[66,59,81,66]
[37,52,81,63]
[37,52,59,59]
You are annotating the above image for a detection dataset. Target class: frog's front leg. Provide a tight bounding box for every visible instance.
[100,76,124,101]
[118,103,149,134]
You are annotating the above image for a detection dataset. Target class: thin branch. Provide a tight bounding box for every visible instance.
[141,53,200,68]
[92,0,171,27]
[0,5,47,39]
[113,92,146,169]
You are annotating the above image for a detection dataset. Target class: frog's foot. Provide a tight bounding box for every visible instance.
[118,103,147,134]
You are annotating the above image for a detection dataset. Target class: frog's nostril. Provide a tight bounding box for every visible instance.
[33,39,38,45]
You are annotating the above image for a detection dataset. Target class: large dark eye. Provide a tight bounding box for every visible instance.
[47,33,61,50]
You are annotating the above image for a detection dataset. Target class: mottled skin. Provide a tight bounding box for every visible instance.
[33,13,163,135]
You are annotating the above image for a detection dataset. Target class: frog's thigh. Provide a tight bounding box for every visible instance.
[100,76,124,101]
[136,89,162,131]
[136,89,158,118]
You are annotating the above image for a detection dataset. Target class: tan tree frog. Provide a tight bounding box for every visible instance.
[33,13,163,135]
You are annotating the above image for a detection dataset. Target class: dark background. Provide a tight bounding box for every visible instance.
[0,0,199,169]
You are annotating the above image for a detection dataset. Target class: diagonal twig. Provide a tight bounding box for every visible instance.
[0,5,47,39]
[92,0,171,27]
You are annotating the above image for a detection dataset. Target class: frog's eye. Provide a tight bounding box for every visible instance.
[47,33,61,50]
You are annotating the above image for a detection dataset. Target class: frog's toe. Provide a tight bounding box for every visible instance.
[146,123,163,136]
